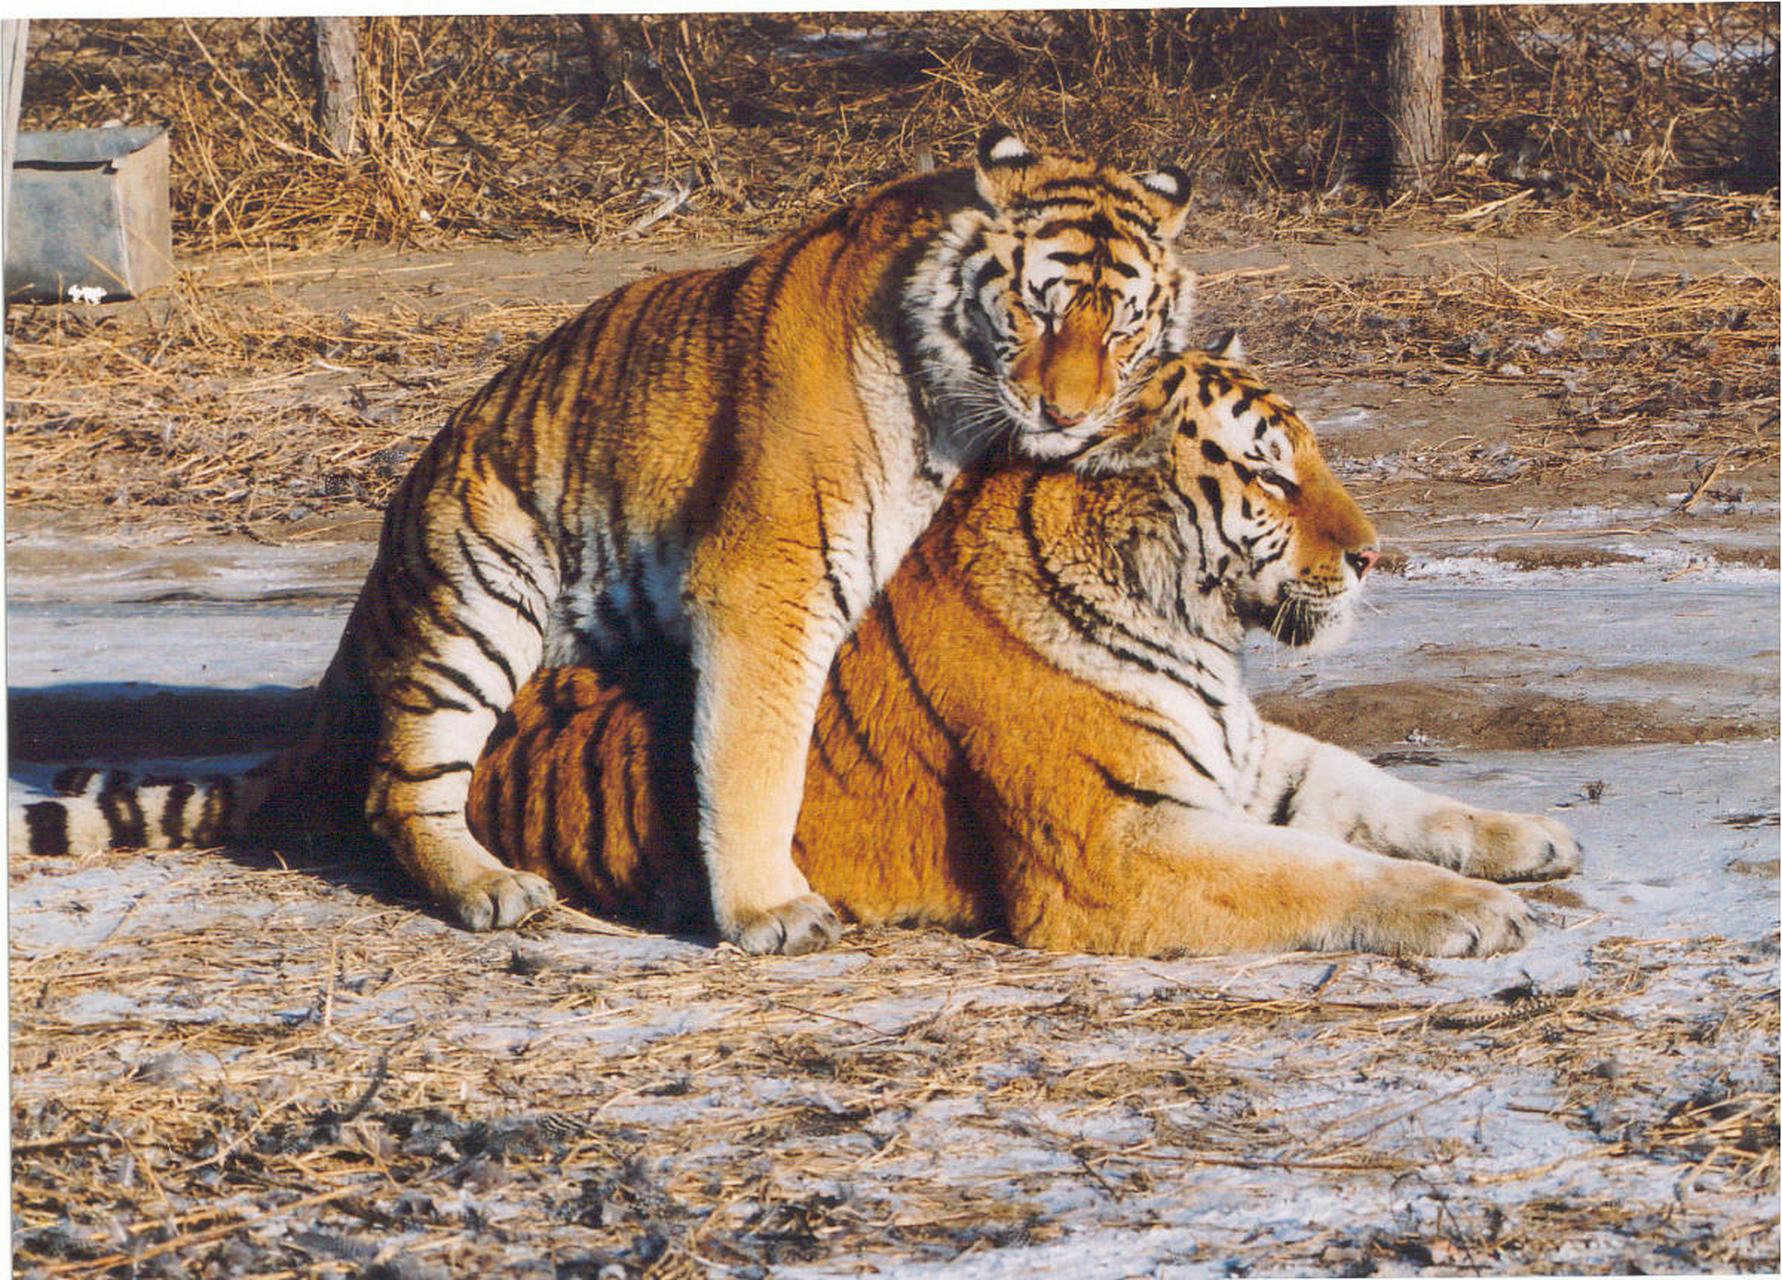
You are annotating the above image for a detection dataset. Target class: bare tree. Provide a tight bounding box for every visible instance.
[3,20,27,238]
[1387,6,1445,194]
[578,14,627,109]
[314,17,359,158]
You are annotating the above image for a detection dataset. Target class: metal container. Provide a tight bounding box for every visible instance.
[5,125,173,303]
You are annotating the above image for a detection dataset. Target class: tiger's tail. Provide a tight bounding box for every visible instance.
[10,760,276,857]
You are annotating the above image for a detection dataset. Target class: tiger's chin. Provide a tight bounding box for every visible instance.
[1007,416,1108,463]
[1242,591,1358,653]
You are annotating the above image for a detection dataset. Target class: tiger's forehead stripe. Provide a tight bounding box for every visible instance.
[1013,177,1169,240]
[1142,356,1316,450]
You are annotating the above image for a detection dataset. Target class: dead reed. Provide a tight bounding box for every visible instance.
[6,252,1774,533]
[14,9,1777,255]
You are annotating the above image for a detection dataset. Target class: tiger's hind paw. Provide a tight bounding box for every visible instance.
[729,893,843,956]
[449,868,557,932]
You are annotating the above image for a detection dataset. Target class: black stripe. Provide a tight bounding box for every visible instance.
[536,747,559,866]
[874,579,966,765]
[1198,474,1247,558]
[420,658,503,713]
[580,699,621,865]
[1034,213,1126,244]
[1160,365,1186,402]
[23,801,69,855]
[97,770,147,849]
[559,294,627,535]
[479,731,513,863]
[970,254,1009,293]
[388,678,473,716]
[1118,716,1218,783]
[1108,203,1159,238]
[443,612,521,696]
[456,529,546,631]
[384,759,475,784]
[861,483,881,589]
[1080,755,1197,810]
[757,206,847,332]
[811,481,853,623]
[1012,193,1096,213]
[502,730,532,860]
[1163,474,1225,618]
[195,776,236,846]
[380,511,523,695]
[52,766,98,797]
[1270,765,1307,827]
[682,267,745,533]
[825,660,883,770]
[1016,471,1224,680]
[808,708,846,783]
[161,779,197,847]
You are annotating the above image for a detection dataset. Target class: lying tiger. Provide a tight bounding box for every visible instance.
[467,338,1582,957]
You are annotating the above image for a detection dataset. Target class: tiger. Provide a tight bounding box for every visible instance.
[463,337,1583,957]
[11,128,1197,956]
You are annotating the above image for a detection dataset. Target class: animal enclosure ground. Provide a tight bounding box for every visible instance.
[8,225,1779,1277]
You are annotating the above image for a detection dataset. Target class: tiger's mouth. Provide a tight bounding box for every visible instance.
[1004,403,1109,459]
[1240,588,1355,649]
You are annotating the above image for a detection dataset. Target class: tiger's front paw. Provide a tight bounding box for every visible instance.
[1464,810,1582,882]
[1347,865,1532,957]
[448,868,557,931]
[728,893,843,956]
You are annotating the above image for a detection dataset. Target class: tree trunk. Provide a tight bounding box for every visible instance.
[3,19,28,246]
[314,17,359,158]
[1387,6,1444,194]
[577,14,626,108]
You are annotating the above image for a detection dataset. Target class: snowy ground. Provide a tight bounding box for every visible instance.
[8,504,1778,1276]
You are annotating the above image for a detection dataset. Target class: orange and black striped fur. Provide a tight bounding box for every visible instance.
[467,341,1582,957]
[13,129,1199,954]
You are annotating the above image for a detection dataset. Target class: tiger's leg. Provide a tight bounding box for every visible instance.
[1252,724,1583,882]
[355,488,559,931]
[685,599,844,956]
[1003,804,1532,958]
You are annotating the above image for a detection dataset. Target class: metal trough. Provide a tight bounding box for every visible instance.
[5,125,173,303]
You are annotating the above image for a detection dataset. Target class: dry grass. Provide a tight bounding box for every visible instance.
[1226,265,1782,479]
[6,254,1774,533]
[3,264,574,530]
[15,8,1777,256]
[10,842,1778,1276]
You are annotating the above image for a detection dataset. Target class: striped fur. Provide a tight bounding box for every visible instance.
[14,130,1199,955]
[468,343,1582,957]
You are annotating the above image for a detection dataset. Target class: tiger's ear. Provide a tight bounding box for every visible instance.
[975,124,1036,208]
[1135,165,1193,239]
[1209,329,1245,363]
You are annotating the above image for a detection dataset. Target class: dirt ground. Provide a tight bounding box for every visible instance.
[7,221,1780,1277]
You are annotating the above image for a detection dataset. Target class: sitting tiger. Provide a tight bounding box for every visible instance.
[466,337,1582,957]
[13,129,1198,957]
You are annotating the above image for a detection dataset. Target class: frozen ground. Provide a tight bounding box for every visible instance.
[7,230,1778,1276]
[8,510,1778,1277]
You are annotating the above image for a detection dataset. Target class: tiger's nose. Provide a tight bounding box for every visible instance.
[1040,400,1085,430]
[1346,548,1381,579]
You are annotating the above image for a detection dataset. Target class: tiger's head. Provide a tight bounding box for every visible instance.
[911,127,1195,465]
[1114,335,1381,651]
